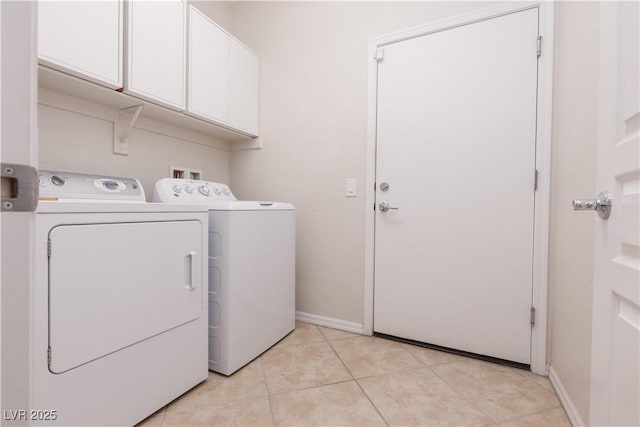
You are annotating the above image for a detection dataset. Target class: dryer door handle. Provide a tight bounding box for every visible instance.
[185,251,197,291]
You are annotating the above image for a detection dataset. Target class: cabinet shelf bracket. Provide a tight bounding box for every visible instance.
[113,104,144,156]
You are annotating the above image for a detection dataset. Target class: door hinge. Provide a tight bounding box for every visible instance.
[537,36,542,57]
[530,307,536,326]
[47,239,52,258]
[534,169,539,191]
[374,48,384,62]
[47,347,52,365]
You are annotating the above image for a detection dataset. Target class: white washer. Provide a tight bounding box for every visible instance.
[35,170,209,426]
[153,178,295,375]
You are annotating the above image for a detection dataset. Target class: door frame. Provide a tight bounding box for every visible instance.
[363,1,554,375]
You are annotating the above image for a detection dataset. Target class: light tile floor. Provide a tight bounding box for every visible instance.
[137,322,571,427]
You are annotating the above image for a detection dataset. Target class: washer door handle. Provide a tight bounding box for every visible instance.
[185,251,197,291]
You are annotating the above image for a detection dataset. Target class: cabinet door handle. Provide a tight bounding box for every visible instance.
[185,251,197,291]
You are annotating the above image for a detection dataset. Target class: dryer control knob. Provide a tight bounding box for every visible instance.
[185,186,193,194]
[50,175,66,186]
[214,187,222,196]
[173,185,182,193]
[198,185,210,196]
[223,189,230,196]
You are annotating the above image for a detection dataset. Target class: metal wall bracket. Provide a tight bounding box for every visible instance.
[1,163,38,212]
[113,104,144,156]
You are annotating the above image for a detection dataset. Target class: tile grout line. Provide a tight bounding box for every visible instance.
[497,404,569,424]
[324,332,390,427]
[427,364,500,424]
[353,378,390,427]
[258,357,278,426]
[265,325,355,397]
[159,406,166,427]
[428,360,565,424]
[269,378,359,397]
[267,324,381,424]
[515,369,559,394]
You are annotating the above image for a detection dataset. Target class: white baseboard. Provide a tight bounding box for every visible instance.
[548,365,586,427]
[295,311,364,335]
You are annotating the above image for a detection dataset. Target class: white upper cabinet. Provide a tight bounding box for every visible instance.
[38,0,123,89]
[187,6,229,124]
[229,38,260,136]
[38,1,260,139]
[125,0,186,111]
[187,5,259,137]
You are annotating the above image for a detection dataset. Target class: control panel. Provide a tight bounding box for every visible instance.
[39,170,146,201]
[152,178,236,203]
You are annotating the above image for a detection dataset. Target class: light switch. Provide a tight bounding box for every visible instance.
[346,178,357,197]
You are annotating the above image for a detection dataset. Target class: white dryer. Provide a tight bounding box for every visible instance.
[34,170,209,426]
[153,178,295,375]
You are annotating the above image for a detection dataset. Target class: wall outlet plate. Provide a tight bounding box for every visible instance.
[169,166,202,180]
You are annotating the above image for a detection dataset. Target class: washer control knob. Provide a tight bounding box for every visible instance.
[50,175,66,186]
[198,185,210,196]
[214,187,222,196]
[103,180,119,190]
[223,189,230,196]
[172,185,182,193]
[185,186,194,194]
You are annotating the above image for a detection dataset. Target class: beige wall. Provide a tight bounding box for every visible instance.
[191,0,232,32]
[227,1,496,325]
[38,104,229,199]
[548,2,600,423]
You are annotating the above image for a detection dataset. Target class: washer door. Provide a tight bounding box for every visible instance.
[48,221,203,373]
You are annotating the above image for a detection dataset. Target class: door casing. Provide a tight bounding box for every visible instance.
[364,1,554,375]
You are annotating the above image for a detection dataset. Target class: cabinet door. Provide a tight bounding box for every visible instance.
[229,39,260,136]
[125,0,185,110]
[187,6,229,123]
[38,0,123,89]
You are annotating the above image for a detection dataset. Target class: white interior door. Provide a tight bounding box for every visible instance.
[1,0,38,417]
[589,2,639,425]
[374,8,539,364]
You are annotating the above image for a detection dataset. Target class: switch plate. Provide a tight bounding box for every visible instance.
[346,178,357,197]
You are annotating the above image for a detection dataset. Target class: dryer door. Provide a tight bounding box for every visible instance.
[48,220,203,373]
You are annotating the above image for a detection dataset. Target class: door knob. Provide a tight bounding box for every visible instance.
[572,191,612,220]
[379,202,399,212]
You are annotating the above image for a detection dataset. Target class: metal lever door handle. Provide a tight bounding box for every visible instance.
[379,202,399,212]
[572,191,612,220]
